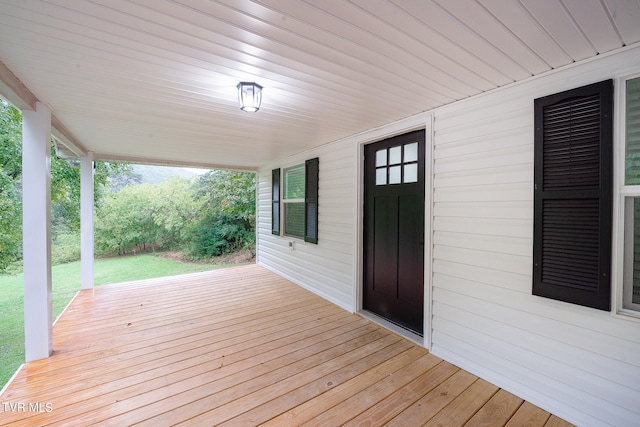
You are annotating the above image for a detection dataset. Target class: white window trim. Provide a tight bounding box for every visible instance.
[613,72,640,321]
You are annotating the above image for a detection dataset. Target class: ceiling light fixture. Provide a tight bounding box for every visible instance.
[237,82,263,112]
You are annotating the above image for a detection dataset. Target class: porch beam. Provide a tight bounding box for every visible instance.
[80,152,95,290]
[0,60,86,158]
[0,60,37,111]
[51,115,87,158]
[22,101,53,362]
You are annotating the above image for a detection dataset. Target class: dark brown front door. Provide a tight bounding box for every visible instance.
[364,130,425,335]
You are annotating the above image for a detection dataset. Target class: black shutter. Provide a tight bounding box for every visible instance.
[305,157,319,244]
[272,168,280,235]
[533,80,613,310]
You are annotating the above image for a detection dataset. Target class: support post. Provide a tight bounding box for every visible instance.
[22,101,52,362]
[80,152,94,290]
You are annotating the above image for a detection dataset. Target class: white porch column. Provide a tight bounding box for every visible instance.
[22,101,53,362]
[80,152,94,290]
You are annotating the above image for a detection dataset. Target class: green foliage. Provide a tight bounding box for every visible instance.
[151,177,199,248]
[0,101,23,271]
[194,170,256,222]
[0,169,21,272]
[51,231,80,265]
[95,184,158,255]
[94,170,256,259]
[50,158,129,234]
[1,99,255,267]
[0,100,129,272]
[184,170,256,258]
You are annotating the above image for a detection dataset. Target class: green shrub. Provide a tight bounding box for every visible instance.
[51,231,80,265]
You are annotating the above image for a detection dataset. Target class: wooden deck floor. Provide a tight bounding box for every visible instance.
[0,265,573,426]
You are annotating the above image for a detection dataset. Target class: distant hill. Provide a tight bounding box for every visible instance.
[132,164,207,185]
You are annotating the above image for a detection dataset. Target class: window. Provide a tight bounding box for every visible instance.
[283,164,306,238]
[622,76,640,312]
[271,157,319,243]
[375,142,419,185]
[533,80,613,311]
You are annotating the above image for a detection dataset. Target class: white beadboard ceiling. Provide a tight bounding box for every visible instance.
[1,0,639,170]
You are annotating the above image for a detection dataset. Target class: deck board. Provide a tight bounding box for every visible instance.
[0,265,574,426]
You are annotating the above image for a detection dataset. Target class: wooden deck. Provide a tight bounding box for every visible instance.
[0,264,573,426]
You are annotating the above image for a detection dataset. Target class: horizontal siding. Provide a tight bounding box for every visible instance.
[433,260,531,294]
[435,164,534,188]
[434,182,531,202]
[257,139,356,312]
[434,216,531,238]
[430,46,640,427]
[254,46,640,427]
[434,146,532,174]
[430,330,638,427]
[434,232,531,257]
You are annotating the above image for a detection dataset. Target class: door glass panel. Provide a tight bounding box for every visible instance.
[404,142,418,162]
[389,146,402,164]
[389,166,401,184]
[374,142,420,186]
[404,163,418,183]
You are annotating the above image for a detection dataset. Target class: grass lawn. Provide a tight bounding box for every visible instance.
[0,254,249,391]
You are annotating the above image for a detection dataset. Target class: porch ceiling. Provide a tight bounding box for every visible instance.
[1,1,639,169]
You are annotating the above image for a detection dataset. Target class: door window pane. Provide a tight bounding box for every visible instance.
[404,142,418,162]
[389,146,402,164]
[373,141,420,186]
[389,166,401,184]
[404,163,418,183]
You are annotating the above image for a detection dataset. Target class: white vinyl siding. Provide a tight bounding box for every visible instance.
[256,45,640,427]
[431,47,640,427]
[257,141,355,311]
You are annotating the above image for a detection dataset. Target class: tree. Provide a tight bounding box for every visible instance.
[0,101,24,271]
[194,170,256,224]
[0,170,21,272]
[151,176,199,248]
[0,100,129,271]
[184,170,256,258]
[95,184,160,255]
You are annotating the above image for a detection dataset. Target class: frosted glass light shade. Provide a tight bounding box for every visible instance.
[237,82,263,112]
